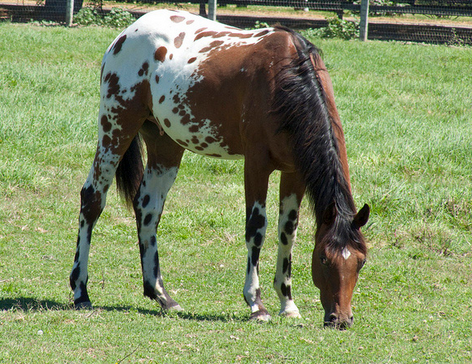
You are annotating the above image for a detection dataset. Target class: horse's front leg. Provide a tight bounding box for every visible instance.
[274,172,305,318]
[243,160,272,321]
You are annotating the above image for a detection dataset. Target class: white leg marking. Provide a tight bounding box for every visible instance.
[243,202,268,316]
[275,194,301,318]
[136,165,179,304]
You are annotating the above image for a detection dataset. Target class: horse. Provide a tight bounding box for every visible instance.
[69,9,370,328]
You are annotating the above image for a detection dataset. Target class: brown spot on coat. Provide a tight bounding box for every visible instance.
[101,115,112,133]
[142,195,150,208]
[100,63,106,81]
[213,31,232,39]
[194,31,217,41]
[138,62,149,77]
[104,72,120,99]
[155,75,159,84]
[205,136,216,144]
[199,40,224,53]
[172,94,181,104]
[154,47,167,62]
[188,57,197,64]
[112,35,127,55]
[176,139,188,147]
[159,95,165,104]
[228,32,253,39]
[102,134,112,148]
[255,30,270,37]
[174,32,186,48]
[164,119,171,128]
[170,15,185,23]
[180,114,191,125]
[195,27,207,34]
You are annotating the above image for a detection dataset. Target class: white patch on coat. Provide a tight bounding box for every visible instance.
[342,247,351,260]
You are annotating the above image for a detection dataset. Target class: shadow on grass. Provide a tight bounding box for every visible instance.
[0,297,247,322]
[174,311,247,323]
[0,297,72,311]
[97,305,248,322]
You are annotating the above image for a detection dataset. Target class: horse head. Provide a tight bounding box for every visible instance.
[312,203,370,329]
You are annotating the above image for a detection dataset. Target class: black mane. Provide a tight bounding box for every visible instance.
[272,27,360,249]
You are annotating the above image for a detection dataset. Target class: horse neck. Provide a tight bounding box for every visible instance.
[272,29,356,226]
[305,52,356,226]
[312,111,356,228]
[308,130,356,228]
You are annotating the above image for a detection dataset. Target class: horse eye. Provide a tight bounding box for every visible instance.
[359,259,366,269]
[320,256,329,266]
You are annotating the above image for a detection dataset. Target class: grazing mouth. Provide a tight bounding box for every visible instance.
[324,316,354,330]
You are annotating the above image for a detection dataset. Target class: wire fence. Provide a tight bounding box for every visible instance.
[1,0,471,44]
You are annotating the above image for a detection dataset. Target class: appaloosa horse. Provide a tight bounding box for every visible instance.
[70,9,370,328]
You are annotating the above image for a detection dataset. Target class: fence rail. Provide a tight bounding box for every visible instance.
[1,0,471,44]
[132,0,472,17]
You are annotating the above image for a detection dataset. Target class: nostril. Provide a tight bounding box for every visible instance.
[324,314,354,329]
[324,314,338,327]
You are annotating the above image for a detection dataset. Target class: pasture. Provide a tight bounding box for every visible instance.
[0,22,471,363]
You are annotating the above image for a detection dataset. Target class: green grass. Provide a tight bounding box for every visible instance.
[1,22,471,363]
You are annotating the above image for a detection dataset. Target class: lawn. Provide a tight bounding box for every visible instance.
[0,21,471,363]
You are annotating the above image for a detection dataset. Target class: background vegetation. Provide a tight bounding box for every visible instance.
[0,21,471,363]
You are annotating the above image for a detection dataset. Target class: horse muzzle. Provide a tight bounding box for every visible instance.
[324,312,354,330]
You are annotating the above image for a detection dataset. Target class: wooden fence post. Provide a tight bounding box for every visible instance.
[208,0,217,21]
[359,0,369,41]
[65,0,74,26]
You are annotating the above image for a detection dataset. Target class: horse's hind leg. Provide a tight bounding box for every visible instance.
[70,132,140,308]
[134,122,185,310]
[70,71,150,308]
[274,172,305,318]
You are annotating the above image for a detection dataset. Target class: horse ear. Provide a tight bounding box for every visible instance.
[353,204,370,229]
[322,202,337,226]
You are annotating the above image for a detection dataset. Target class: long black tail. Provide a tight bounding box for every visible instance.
[116,136,144,208]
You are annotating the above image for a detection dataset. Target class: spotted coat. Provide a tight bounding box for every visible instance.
[101,10,275,159]
[70,9,369,326]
